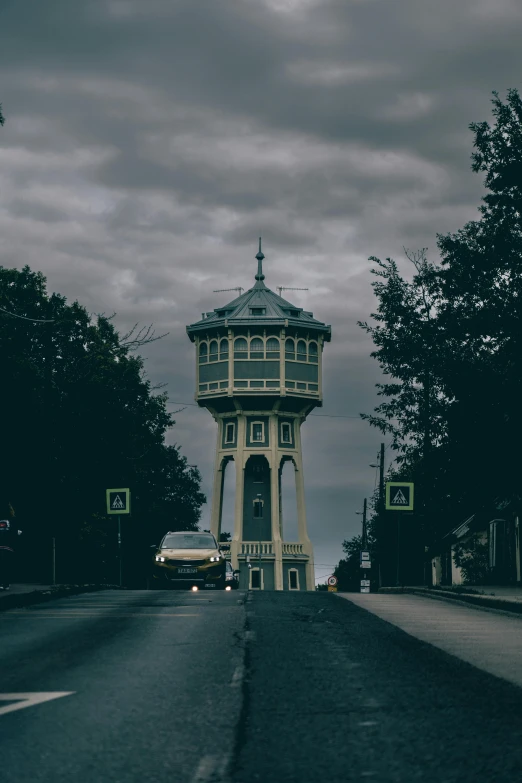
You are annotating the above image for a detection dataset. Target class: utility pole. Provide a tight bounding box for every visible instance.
[370,443,385,587]
[362,497,367,548]
[118,515,122,587]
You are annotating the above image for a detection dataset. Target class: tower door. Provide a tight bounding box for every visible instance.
[243,455,272,542]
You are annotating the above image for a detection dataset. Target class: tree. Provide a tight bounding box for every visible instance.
[357,249,456,553]
[0,265,206,584]
[0,103,4,126]
[437,89,522,512]
[219,531,232,542]
[360,89,522,557]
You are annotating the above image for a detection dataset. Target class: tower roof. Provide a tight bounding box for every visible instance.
[186,239,331,341]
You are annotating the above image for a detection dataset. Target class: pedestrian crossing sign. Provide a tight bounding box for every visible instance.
[106,488,131,515]
[385,482,414,511]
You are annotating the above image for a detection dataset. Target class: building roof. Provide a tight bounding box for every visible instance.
[186,239,331,341]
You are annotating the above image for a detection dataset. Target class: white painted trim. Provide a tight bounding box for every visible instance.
[281,422,292,444]
[250,420,265,442]
[250,566,264,590]
[288,568,299,590]
[224,422,236,444]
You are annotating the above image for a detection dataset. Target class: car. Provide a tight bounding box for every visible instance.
[150,531,226,590]
[225,560,239,590]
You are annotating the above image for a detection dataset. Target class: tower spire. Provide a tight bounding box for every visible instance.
[255,237,265,282]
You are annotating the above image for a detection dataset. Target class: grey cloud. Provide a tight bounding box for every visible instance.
[7,199,66,224]
[1,0,521,578]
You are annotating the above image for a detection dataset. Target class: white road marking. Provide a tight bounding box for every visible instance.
[191,753,230,783]
[230,663,245,688]
[0,692,75,717]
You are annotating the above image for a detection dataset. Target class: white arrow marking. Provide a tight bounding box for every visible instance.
[0,692,75,716]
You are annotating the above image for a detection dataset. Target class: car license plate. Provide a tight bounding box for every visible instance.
[205,583,216,588]
[178,567,197,574]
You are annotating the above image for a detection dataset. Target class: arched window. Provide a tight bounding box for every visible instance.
[266,337,280,356]
[220,338,229,358]
[297,340,307,361]
[285,338,295,359]
[308,341,318,363]
[209,340,218,361]
[234,337,248,357]
[250,337,264,358]
[199,342,208,363]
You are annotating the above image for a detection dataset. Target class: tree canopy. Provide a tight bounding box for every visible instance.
[359,88,522,561]
[0,265,205,584]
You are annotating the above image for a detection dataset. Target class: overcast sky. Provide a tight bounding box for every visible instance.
[1,0,521,584]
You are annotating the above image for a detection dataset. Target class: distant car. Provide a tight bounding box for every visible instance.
[225,560,239,590]
[151,531,226,590]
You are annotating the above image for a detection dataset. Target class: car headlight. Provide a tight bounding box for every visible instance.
[155,556,166,562]
[209,555,221,562]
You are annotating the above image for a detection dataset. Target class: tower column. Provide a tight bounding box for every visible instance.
[209,460,225,541]
[270,414,283,590]
[210,420,224,540]
[231,415,246,571]
[294,419,315,590]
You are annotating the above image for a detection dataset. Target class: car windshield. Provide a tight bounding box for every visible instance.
[161,534,217,550]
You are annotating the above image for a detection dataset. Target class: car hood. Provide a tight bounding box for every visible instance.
[157,548,219,560]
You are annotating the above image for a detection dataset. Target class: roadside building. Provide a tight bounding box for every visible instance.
[430,496,521,587]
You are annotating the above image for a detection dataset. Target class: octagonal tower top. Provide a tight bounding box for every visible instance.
[186,240,331,416]
[186,239,332,340]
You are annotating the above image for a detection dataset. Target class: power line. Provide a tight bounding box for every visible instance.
[0,305,54,322]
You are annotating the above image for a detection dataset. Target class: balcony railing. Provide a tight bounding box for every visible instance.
[220,541,307,557]
[282,543,305,555]
[241,542,274,556]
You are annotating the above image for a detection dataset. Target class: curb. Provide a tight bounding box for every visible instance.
[378,586,522,617]
[0,584,122,612]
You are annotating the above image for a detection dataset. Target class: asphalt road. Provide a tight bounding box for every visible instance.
[2,589,522,783]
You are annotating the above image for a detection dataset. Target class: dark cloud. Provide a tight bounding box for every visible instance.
[1,0,521,578]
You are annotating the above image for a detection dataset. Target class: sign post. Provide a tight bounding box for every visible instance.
[106,489,131,587]
[360,549,371,592]
[385,482,414,586]
[327,575,338,592]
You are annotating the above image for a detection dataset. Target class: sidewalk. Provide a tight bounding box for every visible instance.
[338,592,522,690]
[378,584,522,614]
[478,585,522,600]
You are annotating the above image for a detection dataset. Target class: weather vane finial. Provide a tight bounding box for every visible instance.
[255,236,265,282]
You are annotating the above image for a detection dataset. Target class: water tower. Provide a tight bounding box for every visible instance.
[186,240,331,590]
